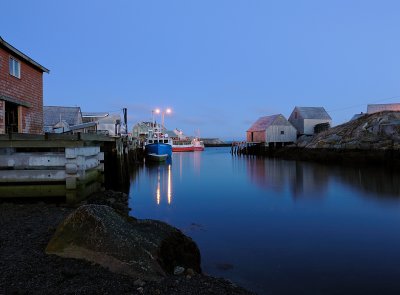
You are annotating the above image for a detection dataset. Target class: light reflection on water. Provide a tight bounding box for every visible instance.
[129,147,400,295]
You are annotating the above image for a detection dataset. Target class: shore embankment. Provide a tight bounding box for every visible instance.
[240,111,400,168]
[0,191,255,295]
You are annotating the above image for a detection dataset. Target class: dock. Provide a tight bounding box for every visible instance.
[0,133,142,203]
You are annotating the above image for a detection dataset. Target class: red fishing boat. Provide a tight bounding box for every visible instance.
[172,138,205,152]
[192,138,205,151]
[172,139,194,152]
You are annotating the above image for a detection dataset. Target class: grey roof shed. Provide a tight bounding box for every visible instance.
[294,107,332,120]
[44,106,82,127]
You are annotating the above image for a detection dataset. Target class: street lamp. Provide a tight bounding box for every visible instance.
[162,108,172,130]
[152,108,161,127]
[152,108,172,131]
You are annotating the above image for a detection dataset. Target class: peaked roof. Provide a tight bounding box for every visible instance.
[294,107,331,120]
[0,36,49,73]
[44,106,82,127]
[82,112,110,118]
[247,114,285,132]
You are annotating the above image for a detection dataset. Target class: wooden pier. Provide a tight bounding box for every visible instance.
[0,133,135,203]
[231,141,293,156]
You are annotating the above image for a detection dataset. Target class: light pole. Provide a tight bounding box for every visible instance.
[161,108,172,130]
[152,108,160,127]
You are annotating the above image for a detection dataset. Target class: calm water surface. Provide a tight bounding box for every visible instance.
[128,147,400,295]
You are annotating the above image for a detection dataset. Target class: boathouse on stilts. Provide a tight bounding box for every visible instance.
[232,114,297,155]
[246,114,297,147]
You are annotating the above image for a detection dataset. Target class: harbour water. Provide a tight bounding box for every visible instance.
[128,147,400,295]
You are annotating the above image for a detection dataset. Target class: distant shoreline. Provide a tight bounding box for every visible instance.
[204,143,231,147]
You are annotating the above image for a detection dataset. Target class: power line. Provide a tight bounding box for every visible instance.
[328,95,400,113]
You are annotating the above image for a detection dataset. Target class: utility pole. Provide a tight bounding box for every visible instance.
[123,108,127,134]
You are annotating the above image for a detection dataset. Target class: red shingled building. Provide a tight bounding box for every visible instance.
[0,37,49,134]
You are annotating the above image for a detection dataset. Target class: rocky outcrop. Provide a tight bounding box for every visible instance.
[242,112,400,167]
[201,138,227,146]
[46,204,201,281]
[302,111,400,150]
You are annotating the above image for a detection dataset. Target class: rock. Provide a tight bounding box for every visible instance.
[85,190,130,215]
[46,204,201,281]
[106,198,116,204]
[134,279,146,287]
[186,268,195,276]
[174,266,185,275]
[303,111,400,150]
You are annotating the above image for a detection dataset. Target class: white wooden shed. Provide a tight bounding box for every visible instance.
[246,114,297,146]
[288,107,332,136]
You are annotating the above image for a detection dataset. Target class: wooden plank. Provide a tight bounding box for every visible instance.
[65,147,100,160]
[0,184,66,198]
[80,134,116,142]
[47,133,79,141]
[0,153,65,169]
[0,170,66,182]
[0,133,115,142]
[0,134,45,141]
[77,169,101,185]
[0,140,85,148]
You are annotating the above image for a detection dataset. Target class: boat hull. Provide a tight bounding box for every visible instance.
[146,153,169,162]
[172,145,194,152]
[193,146,204,151]
[192,139,205,151]
[145,143,172,157]
[172,139,204,152]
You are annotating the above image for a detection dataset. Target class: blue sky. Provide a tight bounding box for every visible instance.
[1,0,400,140]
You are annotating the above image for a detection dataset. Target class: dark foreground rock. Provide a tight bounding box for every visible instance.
[46,204,201,281]
[0,194,255,294]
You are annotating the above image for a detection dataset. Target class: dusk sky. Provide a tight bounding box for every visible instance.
[2,0,400,140]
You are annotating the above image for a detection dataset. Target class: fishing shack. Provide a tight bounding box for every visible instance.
[288,106,332,136]
[246,114,297,147]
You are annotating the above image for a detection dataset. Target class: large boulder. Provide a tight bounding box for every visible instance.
[46,204,201,281]
[303,111,400,150]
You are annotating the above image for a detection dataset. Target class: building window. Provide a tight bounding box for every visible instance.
[280,131,284,135]
[9,57,21,78]
[294,112,298,119]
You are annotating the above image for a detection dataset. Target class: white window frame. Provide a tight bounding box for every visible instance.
[9,57,21,78]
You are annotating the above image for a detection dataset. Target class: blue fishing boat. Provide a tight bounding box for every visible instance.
[144,126,172,161]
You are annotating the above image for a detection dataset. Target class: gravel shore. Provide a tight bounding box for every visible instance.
[0,195,255,295]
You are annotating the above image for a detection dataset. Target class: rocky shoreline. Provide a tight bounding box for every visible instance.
[0,191,255,295]
[242,111,400,168]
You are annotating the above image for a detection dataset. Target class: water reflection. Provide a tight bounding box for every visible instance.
[241,156,328,198]
[331,166,400,198]
[141,161,173,206]
[242,156,400,199]
[129,148,400,294]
